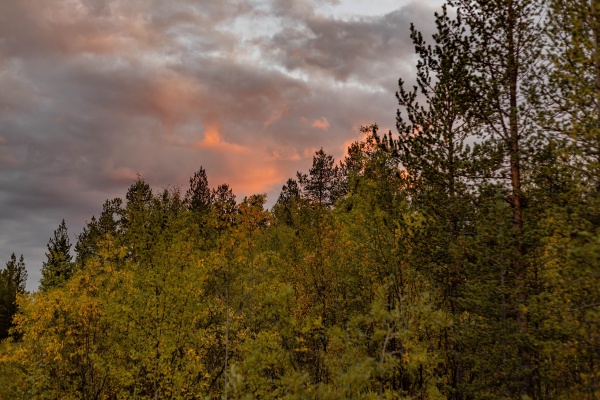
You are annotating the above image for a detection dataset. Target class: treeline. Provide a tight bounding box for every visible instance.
[1,0,599,398]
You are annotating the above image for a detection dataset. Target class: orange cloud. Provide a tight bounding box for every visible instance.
[271,148,302,161]
[311,116,330,130]
[0,153,18,166]
[340,134,363,157]
[302,146,320,158]
[227,165,283,194]
[188,123,248,154]
[106,166,138,183]
[69,33,128,55]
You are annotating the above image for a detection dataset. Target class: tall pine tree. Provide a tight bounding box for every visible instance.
[445,0,545,396]
[395,7,478,397]
[185,167,213,216]
[39,219,73,291]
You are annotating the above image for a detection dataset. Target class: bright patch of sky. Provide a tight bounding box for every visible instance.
[228,10,283,41]
[316,0,411,18]
[315,0,446,18]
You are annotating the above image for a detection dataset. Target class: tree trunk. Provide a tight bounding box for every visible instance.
[507,1,530,396]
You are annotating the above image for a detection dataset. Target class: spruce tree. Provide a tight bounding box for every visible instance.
[184,168,214,244]
[0,253,27,340]
[39,219,73,291]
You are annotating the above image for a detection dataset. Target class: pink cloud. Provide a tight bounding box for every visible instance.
[227,165,283,194]
[105,166,139,184]
[144,72,201,131]
[263,105,289,128]
[311,116,330,130]
[302,146,320,158]
[187,124,248,154]
[0,153,18,166]
[271,148,302,161]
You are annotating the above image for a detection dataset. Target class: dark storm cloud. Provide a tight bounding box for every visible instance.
[0,0,438,289]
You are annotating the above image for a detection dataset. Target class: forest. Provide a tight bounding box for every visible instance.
[0,0,598,398]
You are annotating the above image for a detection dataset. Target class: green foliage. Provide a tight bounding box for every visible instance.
[541,0,600,181]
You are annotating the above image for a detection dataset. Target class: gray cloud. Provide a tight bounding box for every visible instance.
[263,1,437,86]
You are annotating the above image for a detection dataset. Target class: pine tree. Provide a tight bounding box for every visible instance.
[297,148,345,208]
[444,0,545,396]
[276,178,301,207]
[211,183,238,232]
[184,168,214,246]
[185,167,213,216]
[0,253,27,340]
[393,8,483,397]
[273,178,302,226]
[120,178,156,263]
[396,7,476,193]
[447,0,543,226]
[124,178,153,219]
[39,219,73,291]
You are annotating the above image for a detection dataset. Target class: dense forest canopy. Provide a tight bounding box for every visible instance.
[0,0,599,398]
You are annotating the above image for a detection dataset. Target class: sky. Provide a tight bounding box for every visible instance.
[0,0,442,290]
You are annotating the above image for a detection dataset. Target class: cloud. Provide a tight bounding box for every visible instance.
[0,0,439,289]
[261,1,437,87]
[263,105,289,128]
[183,124,248,154]
[310,117,330,130]
[106,167,139,184]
